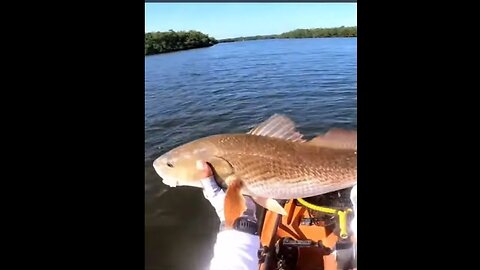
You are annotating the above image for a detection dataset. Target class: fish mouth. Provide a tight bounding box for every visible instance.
[161,178,178,187]
[152,157,164,176]
[153,156,178,187]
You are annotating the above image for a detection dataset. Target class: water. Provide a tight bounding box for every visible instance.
[145,38,356,270]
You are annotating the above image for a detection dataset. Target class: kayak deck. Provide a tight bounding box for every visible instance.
[258,190,356,270]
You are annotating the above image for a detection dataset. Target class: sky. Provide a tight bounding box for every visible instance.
[145,3,356,39]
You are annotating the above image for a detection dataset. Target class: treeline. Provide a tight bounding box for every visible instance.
[219,26,356,43]
[220,34,278,43]
[145,30,218,55]
[280,26,357,38]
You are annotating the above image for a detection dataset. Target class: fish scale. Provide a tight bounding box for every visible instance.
[210,134,356,199]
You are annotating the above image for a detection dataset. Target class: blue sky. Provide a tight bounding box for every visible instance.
[145,3,356,39]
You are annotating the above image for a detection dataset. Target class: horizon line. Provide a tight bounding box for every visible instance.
[145,25,357,39]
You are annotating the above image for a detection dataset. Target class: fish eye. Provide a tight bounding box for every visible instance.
[167,162,174,168]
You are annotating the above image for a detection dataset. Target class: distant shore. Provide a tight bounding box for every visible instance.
[145,26,356,56]
[219,26,356,43]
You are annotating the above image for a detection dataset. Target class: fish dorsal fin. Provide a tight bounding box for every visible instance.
[308,128,357,150]
[247,114,306,142]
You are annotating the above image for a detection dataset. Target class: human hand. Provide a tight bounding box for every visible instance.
[196,160,257,223]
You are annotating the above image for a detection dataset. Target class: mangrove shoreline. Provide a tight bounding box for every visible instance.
[145,30,218,56]
[145,26,356,56]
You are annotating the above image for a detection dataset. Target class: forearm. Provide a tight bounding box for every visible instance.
[209,230,260,270]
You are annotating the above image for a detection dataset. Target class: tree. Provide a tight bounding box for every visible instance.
[144,30,218,55]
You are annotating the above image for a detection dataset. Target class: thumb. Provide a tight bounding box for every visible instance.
[196,160,213,178]
[197,160,222,198]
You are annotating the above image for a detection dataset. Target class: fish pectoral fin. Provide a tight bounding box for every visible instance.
[247,114,306,142]
[251,196,287,216]
[308,128,357,150]
[224,176,247,229]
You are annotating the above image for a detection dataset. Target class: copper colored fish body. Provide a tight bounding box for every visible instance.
[190,133,356,200]
[153,114,356,227]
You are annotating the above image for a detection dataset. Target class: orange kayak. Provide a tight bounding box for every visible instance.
[257,188,356,270]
